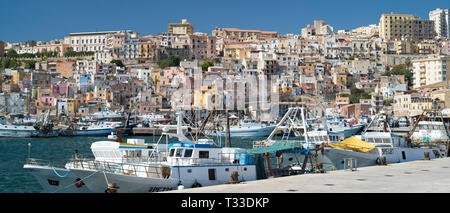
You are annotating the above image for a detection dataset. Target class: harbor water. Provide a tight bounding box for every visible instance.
[0,135,266,193]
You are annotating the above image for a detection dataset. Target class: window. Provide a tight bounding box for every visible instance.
[199,151,209,158]
[208,169,216,180]
[184,149,193,157]
[169,148,175,157]
[175,149,183,157]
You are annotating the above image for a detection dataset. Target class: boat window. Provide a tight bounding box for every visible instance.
[169,148,175,157]
[374,138,383,143]
[199,151,209,158]
[382,139,391,144]
[366,138,374,143]
[175,149,183,157]
[208,169,216,180]
[184,149,193,157]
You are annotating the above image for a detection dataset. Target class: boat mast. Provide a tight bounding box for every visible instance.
[225,109,231,147]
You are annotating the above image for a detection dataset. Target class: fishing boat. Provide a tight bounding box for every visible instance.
[410,121,449,143]
[90,110,125,120]
[325,117,366,138]
[0,124,39,137]
[322,131,443,170]
[138,113,169,123]
[23,139,166,193]
[209,119,276,137]
[67,113,257,193]
[60,122,121,137]
[252,108,443,172]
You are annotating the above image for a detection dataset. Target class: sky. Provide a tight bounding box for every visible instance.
[0,0,448,43]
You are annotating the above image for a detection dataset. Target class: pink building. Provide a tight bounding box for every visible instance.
[35,40,69,57]
[39,94,56,107]
[52,81,69,97]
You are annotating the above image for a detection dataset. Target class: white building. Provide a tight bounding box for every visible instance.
[429,8,450,38]
[67,31,118,52]
[412,55,450,88]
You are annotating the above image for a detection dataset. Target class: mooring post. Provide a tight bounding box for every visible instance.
[264,152,271,176]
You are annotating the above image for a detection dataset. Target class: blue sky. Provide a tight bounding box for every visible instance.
[0,0,448,43]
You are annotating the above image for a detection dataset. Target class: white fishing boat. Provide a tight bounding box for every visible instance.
[410,121,449,143]
[90,110,125,120]
[23,139,167,193]
[67,113,257,193]
[138,113,168,122]
[65,123,122,136]
[209,119,276,137]
[322,132,443,170]
[0,124,39,137]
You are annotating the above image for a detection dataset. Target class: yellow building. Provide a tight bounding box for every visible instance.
[168,19,194,35]
[379,14,415,40]
[379,13,435,41]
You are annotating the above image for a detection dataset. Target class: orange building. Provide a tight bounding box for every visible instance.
[56,61,75,78]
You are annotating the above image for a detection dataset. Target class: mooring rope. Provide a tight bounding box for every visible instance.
[52,167,71,178]
[51,170,100,193]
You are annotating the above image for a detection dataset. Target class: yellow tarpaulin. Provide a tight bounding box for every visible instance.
[327,136,375,153]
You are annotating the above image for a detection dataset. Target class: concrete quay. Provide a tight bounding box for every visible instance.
[167,157,450,193]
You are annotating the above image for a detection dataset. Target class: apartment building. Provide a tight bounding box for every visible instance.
[379,13,435,41]
[56,61,75,78]
[412,55,450,88]
[66,31,117,52]
[212,28,278,42]
[429,8,450,38]
[168,19,194,35]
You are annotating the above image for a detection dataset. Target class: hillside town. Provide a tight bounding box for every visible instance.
[5,3,450,197]
[0,9,450,126]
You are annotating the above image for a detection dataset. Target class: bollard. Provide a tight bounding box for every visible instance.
[106,182,119,193]
[230,171,239,184]
[381,156,387,165]
[424,152,430,160]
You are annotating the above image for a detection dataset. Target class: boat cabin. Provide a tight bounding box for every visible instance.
[166,140,253,166]
[356,132,405,147]
[90,139,167,163]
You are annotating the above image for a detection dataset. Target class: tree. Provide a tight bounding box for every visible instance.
[110,59,124,67]
[381,65,413,86]
[200,61,214,71]
[6,49,18,58]
[24,60,36,69]
[157,55,180,69]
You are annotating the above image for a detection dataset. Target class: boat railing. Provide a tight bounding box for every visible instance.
[67,158,171,178]
[169,152,255,166]
[25,158,65,168]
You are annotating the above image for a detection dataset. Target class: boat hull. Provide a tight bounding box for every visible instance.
[323,147,442,170]
[211,126,276,137]
[23,164,91,193]
[0,129,38,137]
[70,164,257,193]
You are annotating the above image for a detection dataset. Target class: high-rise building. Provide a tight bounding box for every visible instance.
[379,13,435,41]
[429,8,450,38]
[168,19,194,35]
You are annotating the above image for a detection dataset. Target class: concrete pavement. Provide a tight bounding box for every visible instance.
[166,157,450,193]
